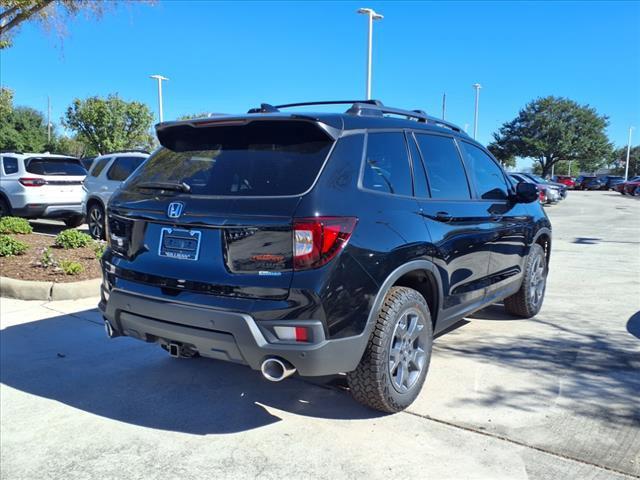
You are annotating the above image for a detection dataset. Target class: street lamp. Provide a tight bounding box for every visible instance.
[472,83,482,140]
[149,74,169,123]
[624,126,635,181]
[357,8,383,100]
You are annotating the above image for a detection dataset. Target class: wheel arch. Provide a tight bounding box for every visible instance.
[366,260,443,335]
[532,228,552,265]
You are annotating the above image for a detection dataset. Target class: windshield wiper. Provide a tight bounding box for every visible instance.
[136,181,191,193]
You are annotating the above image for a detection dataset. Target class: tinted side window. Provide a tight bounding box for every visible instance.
[362,132,413,196]
[407,133,429,198]
[107,156,145,182]
[2,157,19,175]
[460,142,509,200]
[90,158,111,177]
[414,134,470,199]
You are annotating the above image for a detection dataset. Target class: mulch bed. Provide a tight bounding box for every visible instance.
[0,233,102,283]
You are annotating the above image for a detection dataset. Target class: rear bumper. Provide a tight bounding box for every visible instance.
[100,288,368,376]
[12,203,83,219]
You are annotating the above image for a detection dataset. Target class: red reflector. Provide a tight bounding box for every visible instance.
[293,217,358,270]
[295,327,309,342]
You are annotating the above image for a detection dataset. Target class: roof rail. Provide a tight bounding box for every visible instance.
[247,100,466,134]
[103,149,150,155]
[247,100,381,114]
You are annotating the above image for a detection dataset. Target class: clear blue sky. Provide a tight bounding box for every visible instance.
[2,0,639,157]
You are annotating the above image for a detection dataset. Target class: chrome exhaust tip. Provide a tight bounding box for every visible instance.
[261,357,296,382]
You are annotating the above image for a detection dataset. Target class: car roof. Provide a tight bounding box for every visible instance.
[1,152,79,159]
[95,151,150,159]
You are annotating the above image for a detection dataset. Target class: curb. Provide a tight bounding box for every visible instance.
[0,276,101,301]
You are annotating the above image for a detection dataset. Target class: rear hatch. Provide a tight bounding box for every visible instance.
[22,157,86,203]
[107,118,336,300]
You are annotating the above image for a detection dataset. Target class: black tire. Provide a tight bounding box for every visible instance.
[504,243,547,318]
[347,286,433,413]
[87,203,106,239]
[0,197,11,217]
[64,215,84,228]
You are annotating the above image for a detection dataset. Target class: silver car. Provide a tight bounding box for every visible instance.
[82,151,149,239]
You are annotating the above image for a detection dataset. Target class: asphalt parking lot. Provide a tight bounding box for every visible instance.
[1,191,639,480]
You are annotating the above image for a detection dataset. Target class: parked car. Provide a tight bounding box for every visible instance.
[574,175,597,190]
[622,177,640,195]
[509,173,559,204]
[82,151,149,239]
[100,100,550,413]
[599,175,625,190]
[552,175,575,189]
[520,173,567,199]
[0,152,87,226]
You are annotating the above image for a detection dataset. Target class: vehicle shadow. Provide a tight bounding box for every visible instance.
[0,311,382,436]
[29,220,89,236]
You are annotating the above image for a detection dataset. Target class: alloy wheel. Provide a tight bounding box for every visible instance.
[89,206,104,239]
[389,308,428,394]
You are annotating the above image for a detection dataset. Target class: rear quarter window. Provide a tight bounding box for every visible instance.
[106,156,146,182]
[362,132,413,197]
[2,157,19,175]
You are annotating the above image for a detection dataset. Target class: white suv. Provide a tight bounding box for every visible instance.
[0,152,87,226]
[82,151,149,239]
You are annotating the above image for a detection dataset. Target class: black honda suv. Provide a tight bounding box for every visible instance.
[100,100,550,412]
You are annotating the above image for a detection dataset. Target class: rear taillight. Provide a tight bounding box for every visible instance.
[19,177,46,187]
[539,189,546,203]
[293,217,357,270]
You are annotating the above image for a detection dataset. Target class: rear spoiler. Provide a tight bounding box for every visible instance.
[155,115,341,151]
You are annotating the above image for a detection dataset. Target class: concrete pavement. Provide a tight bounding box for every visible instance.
[1,191,638,479]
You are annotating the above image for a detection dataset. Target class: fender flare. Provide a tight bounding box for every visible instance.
[361,259,443,340]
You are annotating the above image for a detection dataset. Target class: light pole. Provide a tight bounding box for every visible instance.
[357,8,383,100]
[472,83,481,140]
[624,126,635,181]
[149,74,169,123]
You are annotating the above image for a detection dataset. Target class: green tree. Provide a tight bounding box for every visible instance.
[0,105,49,152]
[63,94,154,154]
[611,145,640,178]
[0,0,154,49]
[488,96,613,177]
[0,87,13,119]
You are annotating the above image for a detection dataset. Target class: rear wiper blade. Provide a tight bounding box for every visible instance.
[136,181,191,192]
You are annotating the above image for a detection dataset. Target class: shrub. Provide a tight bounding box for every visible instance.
[55,229,92,249]
[0,217,33,235]
[0,235,29,256]
[93,241,107,259]
[40,247,57,268]
[59,260,84,275]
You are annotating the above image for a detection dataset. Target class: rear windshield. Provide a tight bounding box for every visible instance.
[128,121,333,196]
[26,158,86,176]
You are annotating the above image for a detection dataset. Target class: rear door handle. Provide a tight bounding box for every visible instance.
[435,211,452,222]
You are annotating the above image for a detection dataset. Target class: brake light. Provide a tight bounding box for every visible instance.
[19,177,46,187]
[293,217,357,270]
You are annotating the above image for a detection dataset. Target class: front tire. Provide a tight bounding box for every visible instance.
[347,286,433,413]
[504,243,548,318]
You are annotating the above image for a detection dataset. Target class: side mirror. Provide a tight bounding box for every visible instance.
[514,182,538,203]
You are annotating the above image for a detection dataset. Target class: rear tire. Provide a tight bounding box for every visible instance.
[64,215,84,228]
[87,203,105,239]
[0,197,10,218]
[347,286,433,413]
[504,243,547,318]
